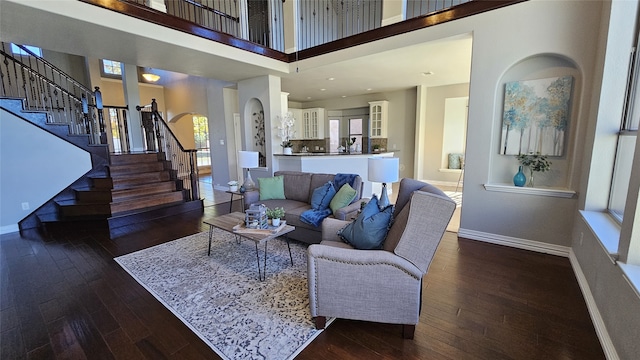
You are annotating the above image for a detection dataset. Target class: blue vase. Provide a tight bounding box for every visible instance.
[513,165,526,187]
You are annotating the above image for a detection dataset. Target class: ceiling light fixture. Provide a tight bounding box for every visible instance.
[366,88,373,91]
[422,71,434,76]
[327,77,335,81]
[142,73,160,82]
[320,88,326,91]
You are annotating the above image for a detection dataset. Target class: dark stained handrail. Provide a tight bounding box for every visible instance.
[136,99,200,201]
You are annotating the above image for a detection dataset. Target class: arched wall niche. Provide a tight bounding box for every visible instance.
[244,98,266,166]
[490,53,582,189]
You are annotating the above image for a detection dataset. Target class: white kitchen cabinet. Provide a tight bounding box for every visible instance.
[369,100,388,138]
[301,108,325,139]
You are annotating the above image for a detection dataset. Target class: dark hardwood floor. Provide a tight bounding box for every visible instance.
[1,200,605,359]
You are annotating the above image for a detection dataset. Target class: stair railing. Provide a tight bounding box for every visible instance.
[0,42,110,145]
[136,99,200,201]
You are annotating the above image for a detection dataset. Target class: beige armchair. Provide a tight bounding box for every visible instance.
[307,179,456,339]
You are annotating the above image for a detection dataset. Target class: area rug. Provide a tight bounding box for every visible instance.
[115,230,330,360]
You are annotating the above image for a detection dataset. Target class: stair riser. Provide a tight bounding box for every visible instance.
[112,183,176,200]
[111,192,185,214]
[110,153,160,165]
[92,178,113,189]
[112,173,171,188]
[109,162,166,175]
[75,191,112,202]
[59,204,111,217]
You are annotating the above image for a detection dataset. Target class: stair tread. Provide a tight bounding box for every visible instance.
[111,191,184,204]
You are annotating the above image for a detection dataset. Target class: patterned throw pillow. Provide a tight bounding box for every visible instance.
[338,195,393,250]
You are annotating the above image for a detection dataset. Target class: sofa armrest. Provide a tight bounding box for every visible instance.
[334,198,369,220]
[321,218,350,242]
[243,190,260,210]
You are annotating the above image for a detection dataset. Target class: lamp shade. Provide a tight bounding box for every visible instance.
[368,157,399,183]
[238,151,259,168]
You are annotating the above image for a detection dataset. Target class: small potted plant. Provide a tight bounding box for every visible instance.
[516,152,551,187]
[227,180,239,192]
[267,207,285,226]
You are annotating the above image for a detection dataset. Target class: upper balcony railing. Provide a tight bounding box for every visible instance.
[84,0,523,59]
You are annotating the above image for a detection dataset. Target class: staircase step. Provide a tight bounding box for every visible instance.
[112,181,177,200]
[56,199,111,217]
[110,153,160,165]
[110,191,185,215]
[112,171,172,189]
[91,177,113,189]
[74,188,112,202]
[109,161,166,175]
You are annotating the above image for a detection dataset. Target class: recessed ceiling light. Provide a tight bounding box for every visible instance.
[327,77,335,81]
[422,71,434,76]
[307,97,312,100]
[366,88,373,91]
[320,88,326,91]
[341,95,347,98]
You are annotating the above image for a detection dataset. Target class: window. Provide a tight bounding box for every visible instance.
[10,43,42,57]
[193,115,210,167]
[609,29,640,223]
[101,59,122,78]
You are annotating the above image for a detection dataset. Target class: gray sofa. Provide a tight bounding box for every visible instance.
[243,171,364,244]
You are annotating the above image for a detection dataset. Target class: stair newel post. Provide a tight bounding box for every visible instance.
[151,99,163,153]
[189,150,199,201]
[94,86,107,144]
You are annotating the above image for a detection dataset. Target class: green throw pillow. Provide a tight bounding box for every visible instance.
[259,175,286,200]
[329,183,357,214]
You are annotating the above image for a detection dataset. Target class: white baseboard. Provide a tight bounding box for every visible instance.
[421,179,461,188]
[0,224,19,235]
[457,228,570,257]
[569,250,620,360]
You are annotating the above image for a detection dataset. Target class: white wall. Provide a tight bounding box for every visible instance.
[0,108,91,233]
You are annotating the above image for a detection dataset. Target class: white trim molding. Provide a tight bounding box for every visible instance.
[457,228,571,257]
[569,250,620,360]
[484,183,576,198]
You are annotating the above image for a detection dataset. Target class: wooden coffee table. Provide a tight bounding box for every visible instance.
[203,212,295,281]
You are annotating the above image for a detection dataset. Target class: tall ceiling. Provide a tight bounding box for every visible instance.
[0,0,473,103]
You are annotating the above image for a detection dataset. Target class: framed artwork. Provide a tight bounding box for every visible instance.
[500,76,573,156]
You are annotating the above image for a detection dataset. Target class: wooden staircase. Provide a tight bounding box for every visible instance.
[54,153,185,216]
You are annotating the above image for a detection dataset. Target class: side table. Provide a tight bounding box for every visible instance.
[226,190,245,212]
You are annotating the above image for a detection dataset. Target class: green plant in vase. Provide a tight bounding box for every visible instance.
[266,207,285,226]
[516,152,551,187]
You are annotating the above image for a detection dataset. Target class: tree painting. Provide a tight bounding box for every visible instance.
[500,76,573,156]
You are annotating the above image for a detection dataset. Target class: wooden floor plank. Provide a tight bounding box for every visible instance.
[0,202,605,359]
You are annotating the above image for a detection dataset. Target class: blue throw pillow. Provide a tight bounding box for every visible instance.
[310,181,336,210]
[338,195,393,250]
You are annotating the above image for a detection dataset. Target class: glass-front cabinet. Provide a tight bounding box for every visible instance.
[301,108,325,139]
[368,100,388,138]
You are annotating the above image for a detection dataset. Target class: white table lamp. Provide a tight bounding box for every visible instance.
[238,151,259,190]
[368,157,399,208]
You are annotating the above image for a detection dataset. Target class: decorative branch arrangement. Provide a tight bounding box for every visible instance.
[516,152,551,187]
[276,112,296,148]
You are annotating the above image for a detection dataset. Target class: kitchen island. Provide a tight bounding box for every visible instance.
[274,151,395,197]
